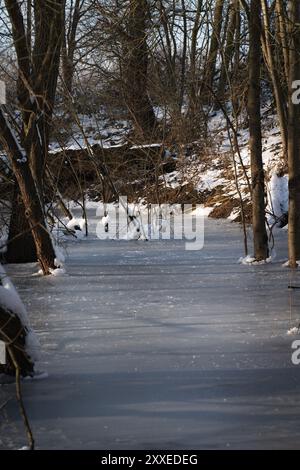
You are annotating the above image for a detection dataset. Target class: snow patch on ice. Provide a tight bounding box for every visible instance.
[282,260,300,267]
[239,255,273,265]
[54,248,66,267]
[49,267,67,277]
[287,327,300,336]
[123,224,142,241]
[66,217,87,239]
[228,209,240,221]
[23,370,49,381]
[192,206,214,217]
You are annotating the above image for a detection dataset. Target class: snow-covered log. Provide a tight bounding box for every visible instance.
[0,264,39,377]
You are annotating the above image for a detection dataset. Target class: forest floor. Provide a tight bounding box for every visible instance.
[1,211,300,450]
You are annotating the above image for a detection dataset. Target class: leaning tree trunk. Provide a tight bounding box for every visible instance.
[288,0,300,268]
[248,0,268,261]
[0,109,56,275]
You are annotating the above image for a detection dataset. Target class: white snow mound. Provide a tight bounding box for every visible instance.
[0,264,40,361]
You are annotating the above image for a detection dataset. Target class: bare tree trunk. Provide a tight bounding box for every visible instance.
[248,0,268,261]
[62,0,81,95]
[0,109,56,275]
[217,0,239,101]
[188,0,203,117]
[156,0,179,114]
[6,185,37,263]
[179,0,188,112]
[204,0,225,97]
[288,0,300,267]
[275,0,289,86]
[261,0,288,161]
[28,0,64,190]
[123,0,156,139]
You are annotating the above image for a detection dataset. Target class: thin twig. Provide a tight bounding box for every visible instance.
[7,347,35,451]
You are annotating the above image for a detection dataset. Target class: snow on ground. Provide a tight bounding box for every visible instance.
[287,327,300,336]
[267,173,289,225]
[1,210,300,450]
[0,264,40,361]
[50,112,131,153]
[169,111,288,222]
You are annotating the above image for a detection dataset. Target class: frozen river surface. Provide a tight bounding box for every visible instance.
[1,216,300,449]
